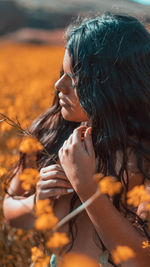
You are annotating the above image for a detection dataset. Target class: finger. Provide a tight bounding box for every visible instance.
[72,126,87,145]
[62,140,69,156]
[40,170,68,181]
[63,140,68,147]
[58,147,63,162]
[67,134,73,145]
[136,203,148,220]
[38,188,74,199]
[40,164,63,174]
[37,179,72,190]
[84,127,95,156]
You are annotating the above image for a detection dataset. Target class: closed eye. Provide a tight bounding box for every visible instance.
[66,72,74,79]
[66,72,77,89]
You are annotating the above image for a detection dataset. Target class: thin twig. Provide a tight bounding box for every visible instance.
[1,112,100,231]
[0,112,53,159]
[0,113,31,135]
[53,189,100,231]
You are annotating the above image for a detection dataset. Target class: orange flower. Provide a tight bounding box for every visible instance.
[6,137,21,149]
[31,247,50,267]
[19,168,40,190]
[98,176,122,196]
[31,247,43,262]
[93,173,104,183]
[142,240,150,249]
[59,252,100,267]
[146,203,150,211]
[19,136,43,154]
[46,232,69,249]
[35,199,53,216]
[0,167,7,177]
[127,185,150,207]
[35,199,58,230]
[17,229,23,236]
[34,256,51,267]
[35,213,58,230]
[0,121,12,132]
[112,246,136,264]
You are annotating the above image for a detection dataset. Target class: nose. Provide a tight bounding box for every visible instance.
[55,75,68,94]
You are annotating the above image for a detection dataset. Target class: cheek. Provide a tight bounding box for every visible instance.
[72,93,89,121]
[77,103,89,121]
[60,89,89,122]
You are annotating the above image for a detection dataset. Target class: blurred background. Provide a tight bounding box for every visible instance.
[0,1,150,266]
[0,0,150,44]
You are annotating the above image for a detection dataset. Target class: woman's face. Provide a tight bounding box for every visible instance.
[55,50,88,122]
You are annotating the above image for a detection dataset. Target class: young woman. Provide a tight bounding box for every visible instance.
[3,13,150,266]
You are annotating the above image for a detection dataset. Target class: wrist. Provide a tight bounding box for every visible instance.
[76,181,98,202]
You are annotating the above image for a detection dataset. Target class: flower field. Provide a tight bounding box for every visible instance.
[0,43,150,267]
[0,43,64,267]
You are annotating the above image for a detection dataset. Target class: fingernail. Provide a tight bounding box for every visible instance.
[67,188,74,193]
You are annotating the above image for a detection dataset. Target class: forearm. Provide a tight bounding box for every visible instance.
[3,194,36,229]
[79,191,150,267]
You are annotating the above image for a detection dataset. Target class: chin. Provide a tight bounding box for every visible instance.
[61,109,81,122]
[61,109,74,121]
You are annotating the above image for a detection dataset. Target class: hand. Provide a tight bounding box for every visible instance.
[136,179,150,220]
[58,126,97,199]
[36,164,74,202]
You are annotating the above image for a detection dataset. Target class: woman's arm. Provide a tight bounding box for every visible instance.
[78,191,149,267]
[3,167,36,229]
[59,126,150,267]
[3,164,74,229]
[3,193,36,229]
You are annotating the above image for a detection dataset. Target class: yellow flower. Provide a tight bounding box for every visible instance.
[98,176,122,196]
[35,199,53,216]
[59,252,100,267]
[17,229,23,236]
[6,137,21,149]
[34,256,50,267]
[146,203,150,211]
[4,154,19,168]
[0,121,12,132]
[19,168,40,190]
[0,167,7,177]
[93,173,104,183]
[46,232,69,249]
[112,246,136,264]
[127,185,150,207]
[35,213,58,230]
[31,247,50,267]
[19,136,43,154]
[35,199,58,230]
[142,240,150,249]
[31,247,43,262]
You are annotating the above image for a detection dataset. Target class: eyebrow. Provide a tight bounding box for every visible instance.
[61,64,75,79]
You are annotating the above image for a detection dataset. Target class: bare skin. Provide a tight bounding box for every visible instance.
[58,125,150,267]
[3,164,110,264]
[3,49,150,266]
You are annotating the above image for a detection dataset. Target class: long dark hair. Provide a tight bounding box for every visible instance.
[65,12,150,249]
[66,12,150,175]
[11,12,150,265]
